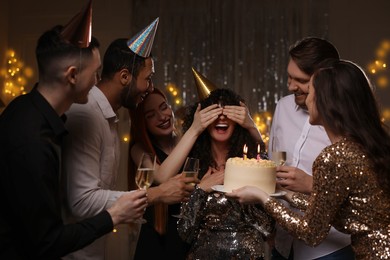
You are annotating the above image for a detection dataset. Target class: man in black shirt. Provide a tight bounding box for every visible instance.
[0,2,147,259]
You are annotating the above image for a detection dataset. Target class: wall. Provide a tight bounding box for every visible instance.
[328,0,390,108]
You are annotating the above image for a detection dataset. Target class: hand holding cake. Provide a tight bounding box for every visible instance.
[226,185,270,206]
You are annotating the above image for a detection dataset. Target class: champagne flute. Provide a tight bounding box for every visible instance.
[271,151,287,183]
[271,151,287,166]
[271,136,286,166]
[135,153,156,223]
[172,157,199,218]
[271,137,287,185]
[182,157,200,186]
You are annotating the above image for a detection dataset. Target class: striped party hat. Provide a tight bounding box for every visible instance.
[127,17,159,57]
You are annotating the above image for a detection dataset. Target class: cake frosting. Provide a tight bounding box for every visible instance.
[224,157,276,194]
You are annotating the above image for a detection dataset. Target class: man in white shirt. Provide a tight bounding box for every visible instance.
[61,22,196,260]
[269,37,354,260]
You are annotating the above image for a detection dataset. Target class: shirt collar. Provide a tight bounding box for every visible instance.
[89,86,118,122]
[30,85,68,137]
[294,103,309,115]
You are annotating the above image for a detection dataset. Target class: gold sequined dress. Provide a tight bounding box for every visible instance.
[265,138,390,259]
[178,187,274,260]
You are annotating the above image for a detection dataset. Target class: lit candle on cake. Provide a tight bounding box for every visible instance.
[243,144,248,160]
[257,144,260,161]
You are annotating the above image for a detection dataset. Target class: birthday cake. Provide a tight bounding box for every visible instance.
[224,157,276,194]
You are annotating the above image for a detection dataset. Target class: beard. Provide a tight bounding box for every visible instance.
[120,80,139,109]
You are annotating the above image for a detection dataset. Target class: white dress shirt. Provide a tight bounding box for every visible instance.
[269,94,351,259]
[62,86,128,260]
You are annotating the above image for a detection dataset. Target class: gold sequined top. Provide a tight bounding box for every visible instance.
[178,187,274,259]
[265,138,390,259]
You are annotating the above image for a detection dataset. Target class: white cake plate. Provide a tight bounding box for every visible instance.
[211,185,286,197]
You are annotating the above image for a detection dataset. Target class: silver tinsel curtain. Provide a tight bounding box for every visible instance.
[130,0,329,115]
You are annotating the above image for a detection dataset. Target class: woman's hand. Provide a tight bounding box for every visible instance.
[197,167,224,193]
[223,101,255,130]
[222,102,262,142]
[226,186,269,206]
[190,104,223,136]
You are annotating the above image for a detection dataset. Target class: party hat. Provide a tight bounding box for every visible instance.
[192,67,218,101]
[60,0,92,48]
[127,17,159,58]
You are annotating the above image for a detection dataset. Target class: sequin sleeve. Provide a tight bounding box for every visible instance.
[177,186,208,244]
[289,192,310,210]
[265,144,352,246]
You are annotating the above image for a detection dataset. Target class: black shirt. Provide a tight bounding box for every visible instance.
[0,87,113,259]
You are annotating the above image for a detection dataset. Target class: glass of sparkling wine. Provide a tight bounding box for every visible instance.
[172,157,199,219]
[135,153,156,223]
[183,157,200,185]
[271,151,287,166]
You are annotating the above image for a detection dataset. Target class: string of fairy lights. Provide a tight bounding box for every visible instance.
[1,49,33,98]
[367,40,390,124]
[367,40,389,86]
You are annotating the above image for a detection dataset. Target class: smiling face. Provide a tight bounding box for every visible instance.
[207,113,236,144]
[143,92,174,137]
[287,58,311,109]
[121,57,155,108]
